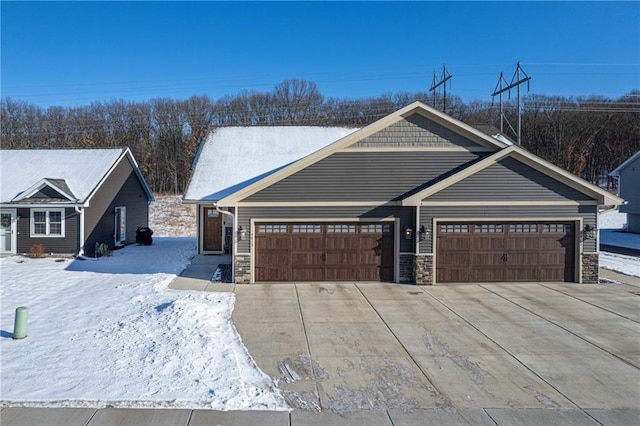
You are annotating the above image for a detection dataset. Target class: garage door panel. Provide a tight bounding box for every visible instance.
[505,267,539,282]
[256,267,290,282]
[472,267,505,282]
[437,268,470,283]
[439,253,471,267]
[437,221,575,283]
[440,237,471,251]
[472,236,505,251]
[255,223,394,282]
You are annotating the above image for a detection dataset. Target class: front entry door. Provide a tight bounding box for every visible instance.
[203,207,222,251]
[0,210,17,254]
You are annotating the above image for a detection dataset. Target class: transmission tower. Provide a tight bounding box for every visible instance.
[429,64,452,113]
[491,62,531,145]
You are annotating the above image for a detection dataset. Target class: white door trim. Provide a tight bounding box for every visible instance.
[1,209,18,254]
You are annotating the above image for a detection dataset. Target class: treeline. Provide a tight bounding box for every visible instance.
[1,78,638,194]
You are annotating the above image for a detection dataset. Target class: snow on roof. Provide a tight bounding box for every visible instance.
[0,148,125,203]
[491,133,514,146]
[184,126,358,202]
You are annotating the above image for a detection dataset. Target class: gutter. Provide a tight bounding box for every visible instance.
[75,205,85,257]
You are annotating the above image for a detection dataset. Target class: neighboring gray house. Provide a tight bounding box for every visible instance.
[186,102,622,284]
[610,150,640,233]
[0,148,154,257]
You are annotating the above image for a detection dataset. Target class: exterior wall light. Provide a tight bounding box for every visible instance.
[419,225,429,241]
[238,226,248,241]
[582,224,596,241]
[404,225,414,240]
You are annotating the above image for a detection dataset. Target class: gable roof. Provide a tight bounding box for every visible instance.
[401,145,623,206]
[610,150,640,177]
[215,101,623,207]
[215,102,515,206]
[0,148,154,205]
[12,178,77,202]
[183,126,357,202]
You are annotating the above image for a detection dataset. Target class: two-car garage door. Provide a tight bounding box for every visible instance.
[436,222,575,283]
[255,222,394,282]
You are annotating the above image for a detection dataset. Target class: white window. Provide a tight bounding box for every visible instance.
[114,206,126,245]
[30,209,65,237]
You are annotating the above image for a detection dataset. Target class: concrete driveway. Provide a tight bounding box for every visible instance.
[232,281,640,423]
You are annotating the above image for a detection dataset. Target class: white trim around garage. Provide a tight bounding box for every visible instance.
[431,216,584,285]
[249,217,399,284]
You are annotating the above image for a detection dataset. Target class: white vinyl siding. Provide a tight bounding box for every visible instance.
[30,208,65,237]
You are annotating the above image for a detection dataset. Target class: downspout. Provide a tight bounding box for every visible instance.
[75,205,85,257]
[216,205,235,283]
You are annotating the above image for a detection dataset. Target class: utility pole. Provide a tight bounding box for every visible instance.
[429,64,452,113]
[491,62,531,145]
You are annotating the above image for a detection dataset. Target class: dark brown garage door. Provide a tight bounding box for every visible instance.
[436,222,575,283]
[255,223,394,282]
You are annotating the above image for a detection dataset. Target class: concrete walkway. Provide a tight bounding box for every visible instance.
[3,265,639,425]
[4,406,639,425]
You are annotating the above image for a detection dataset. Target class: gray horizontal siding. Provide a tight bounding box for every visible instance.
[245,151,486,202]
[418,204,597,253]
[427,157,593,202]
[16,207,79,254]
[619,158,640,215]
[353,113,483,148]
[84,156,150,256]
[236,205,414,253]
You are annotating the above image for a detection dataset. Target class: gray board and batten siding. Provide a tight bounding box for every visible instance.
[427,157,594,202]
[352,113,486,148]
[244,151,489,202]
[84,155,150,256]
[235,205,415,254]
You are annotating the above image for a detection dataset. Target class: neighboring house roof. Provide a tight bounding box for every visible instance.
[609,150,640,177]
[183,126,358,202]
[0,148,154,205]
[216,101,623,207]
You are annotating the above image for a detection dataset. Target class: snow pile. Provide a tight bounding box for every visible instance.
[600,252,640,278]
[599,209,640,251]
[0,238,287,410]
[598,209,640,278]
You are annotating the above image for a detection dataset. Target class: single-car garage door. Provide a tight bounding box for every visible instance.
[436,222,575,283]
[255,222,394,282]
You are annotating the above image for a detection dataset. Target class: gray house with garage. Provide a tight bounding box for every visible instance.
[0,148,154,257]
[186,102,622,284]
[610,150,640,233]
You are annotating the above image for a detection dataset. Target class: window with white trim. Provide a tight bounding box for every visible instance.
[30,208,65,237]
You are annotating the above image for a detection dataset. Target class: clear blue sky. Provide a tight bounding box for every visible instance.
[2,1,638,108]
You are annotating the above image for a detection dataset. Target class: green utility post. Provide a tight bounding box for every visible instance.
[13,306,28,339]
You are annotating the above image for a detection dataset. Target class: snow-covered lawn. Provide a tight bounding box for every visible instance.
[0,238,286,410]
[598,209,640,278]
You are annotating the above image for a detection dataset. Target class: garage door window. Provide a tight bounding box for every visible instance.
[292,224,322,233]
[510,223,538,233]
[327,224,356,233]
[544,223,572,233]
[361,224,391,233]
[258,224,288,233]
[440,224,469,233]
[476,224,503,233]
